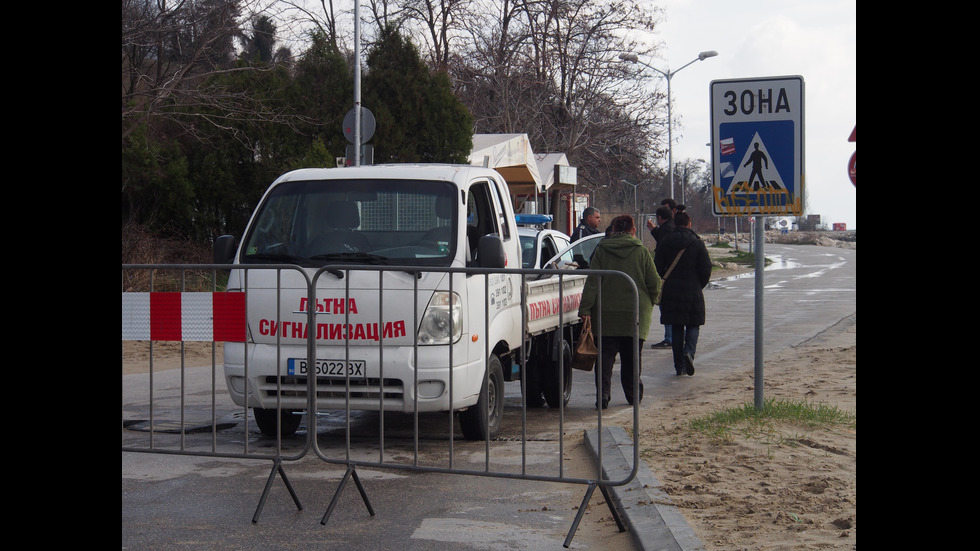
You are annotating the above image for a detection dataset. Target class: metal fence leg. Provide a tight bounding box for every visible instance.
[563,482,596,548]
[321,465,375,525]
[599,483,627,532]
[252,457,303,523]
[350,466,375,517]
[563,482,627,548]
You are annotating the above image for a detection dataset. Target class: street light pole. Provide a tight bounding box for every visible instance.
[620,179,640,222]
[680,158,706,205]
[620,50,718,201]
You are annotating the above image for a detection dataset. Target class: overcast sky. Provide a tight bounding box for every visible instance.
[639,0,856,229]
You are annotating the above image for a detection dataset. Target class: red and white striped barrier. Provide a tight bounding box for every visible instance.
[121,292,246,342]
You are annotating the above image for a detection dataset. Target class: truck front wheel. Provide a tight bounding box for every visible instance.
[460,355,504,440]
[253,408,302,437]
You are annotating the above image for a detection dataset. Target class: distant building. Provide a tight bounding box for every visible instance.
[469,134,578,235]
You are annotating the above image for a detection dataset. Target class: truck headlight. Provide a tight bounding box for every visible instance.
[417,291,462,345]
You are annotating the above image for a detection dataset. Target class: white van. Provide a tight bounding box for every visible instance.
[214,164,585,440]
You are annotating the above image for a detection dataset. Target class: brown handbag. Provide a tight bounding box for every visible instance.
[572,317,599,371]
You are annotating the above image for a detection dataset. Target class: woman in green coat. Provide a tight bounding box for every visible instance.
[578,215,662,409]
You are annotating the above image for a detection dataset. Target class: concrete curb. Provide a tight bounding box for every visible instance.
[584,427,705,551]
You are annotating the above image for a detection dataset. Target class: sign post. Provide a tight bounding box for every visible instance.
[709,75,805,410]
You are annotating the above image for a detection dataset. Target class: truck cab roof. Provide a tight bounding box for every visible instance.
[273,164,502,185]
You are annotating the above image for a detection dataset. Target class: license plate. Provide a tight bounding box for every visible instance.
[287,358,366,378]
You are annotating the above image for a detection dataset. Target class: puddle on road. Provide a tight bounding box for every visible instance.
[709,253,802,289]
[761,253,802,271]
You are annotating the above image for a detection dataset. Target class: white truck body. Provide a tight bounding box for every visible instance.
[215,164,585,439]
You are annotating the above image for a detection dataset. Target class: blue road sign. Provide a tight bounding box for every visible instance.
[710,76,804,217]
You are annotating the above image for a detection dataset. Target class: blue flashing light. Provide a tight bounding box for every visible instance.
[515,214,553,225]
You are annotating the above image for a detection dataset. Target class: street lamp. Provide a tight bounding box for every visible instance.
[590,183,609,205]
[680,158,706,205]
[619,179,639,213]
[619,50,718,201]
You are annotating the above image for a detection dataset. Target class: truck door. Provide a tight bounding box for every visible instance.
[465,178,520,354]
[465,181,495,265]
[465,178,516,264]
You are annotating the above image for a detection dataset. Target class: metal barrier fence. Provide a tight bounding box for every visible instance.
[122,262,641,546]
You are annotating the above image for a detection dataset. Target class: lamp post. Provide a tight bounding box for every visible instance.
[591,183,609,205]
[679,158,706,205]
[620,50,718,200]
[620,179,639,213]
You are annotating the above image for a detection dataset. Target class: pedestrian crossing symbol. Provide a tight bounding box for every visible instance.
[729,132,785,192]
[714,120,801,215]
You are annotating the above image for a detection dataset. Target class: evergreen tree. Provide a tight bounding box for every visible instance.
[188,60,300,240]
[364,25,472,163]
[288,29,354,167]
[121,123,194,233]
[240,15,278,64]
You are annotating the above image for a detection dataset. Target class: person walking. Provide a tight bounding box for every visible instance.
[654,211,712,376]
[578,215,661,408]
[571,207,601,242]
[645,204,675,350]
[645,204,675,241]
[744,142,770,190]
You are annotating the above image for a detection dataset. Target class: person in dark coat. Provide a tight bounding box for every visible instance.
[571,207,601,242]
[654,211,712,376]
[645,204,676,349]
[646,203,675,242]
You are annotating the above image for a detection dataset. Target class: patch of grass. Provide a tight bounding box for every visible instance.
[689,398,855,442]
[715,250,770,267]
[709,242,732,249]
[123,268,229,292]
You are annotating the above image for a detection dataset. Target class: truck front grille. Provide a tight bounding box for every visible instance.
[261,376,405,402]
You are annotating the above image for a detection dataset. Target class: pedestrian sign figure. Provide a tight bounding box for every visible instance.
[744,142,769,190]
[725,132,785,194]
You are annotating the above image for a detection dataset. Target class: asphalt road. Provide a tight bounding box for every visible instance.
[122,243,855,550]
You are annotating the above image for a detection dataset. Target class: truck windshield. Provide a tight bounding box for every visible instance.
[241,178,458,267]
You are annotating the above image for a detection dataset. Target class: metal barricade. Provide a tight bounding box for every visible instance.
[122,262,641,546]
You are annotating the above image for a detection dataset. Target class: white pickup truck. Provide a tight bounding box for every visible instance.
[214,164,586,440]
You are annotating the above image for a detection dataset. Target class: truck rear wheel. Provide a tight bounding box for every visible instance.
[253,408,302,437]
[460,354,504,440]
[543,338,573,408]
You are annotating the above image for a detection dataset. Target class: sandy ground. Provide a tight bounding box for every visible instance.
[632,318,855,550]
[629,243,856,550]
[122,244,855,550]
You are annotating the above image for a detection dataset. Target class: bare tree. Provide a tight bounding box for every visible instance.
[451,1,547,134]
[395,0,473,70]
[122,0,320,153]
[362,0,409,37]
[123,0,242,141]
[273,0,349,51]
[450,0,662,191]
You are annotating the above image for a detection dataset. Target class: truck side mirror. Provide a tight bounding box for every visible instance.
[476,235,505,269]
[214,235,237,264]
